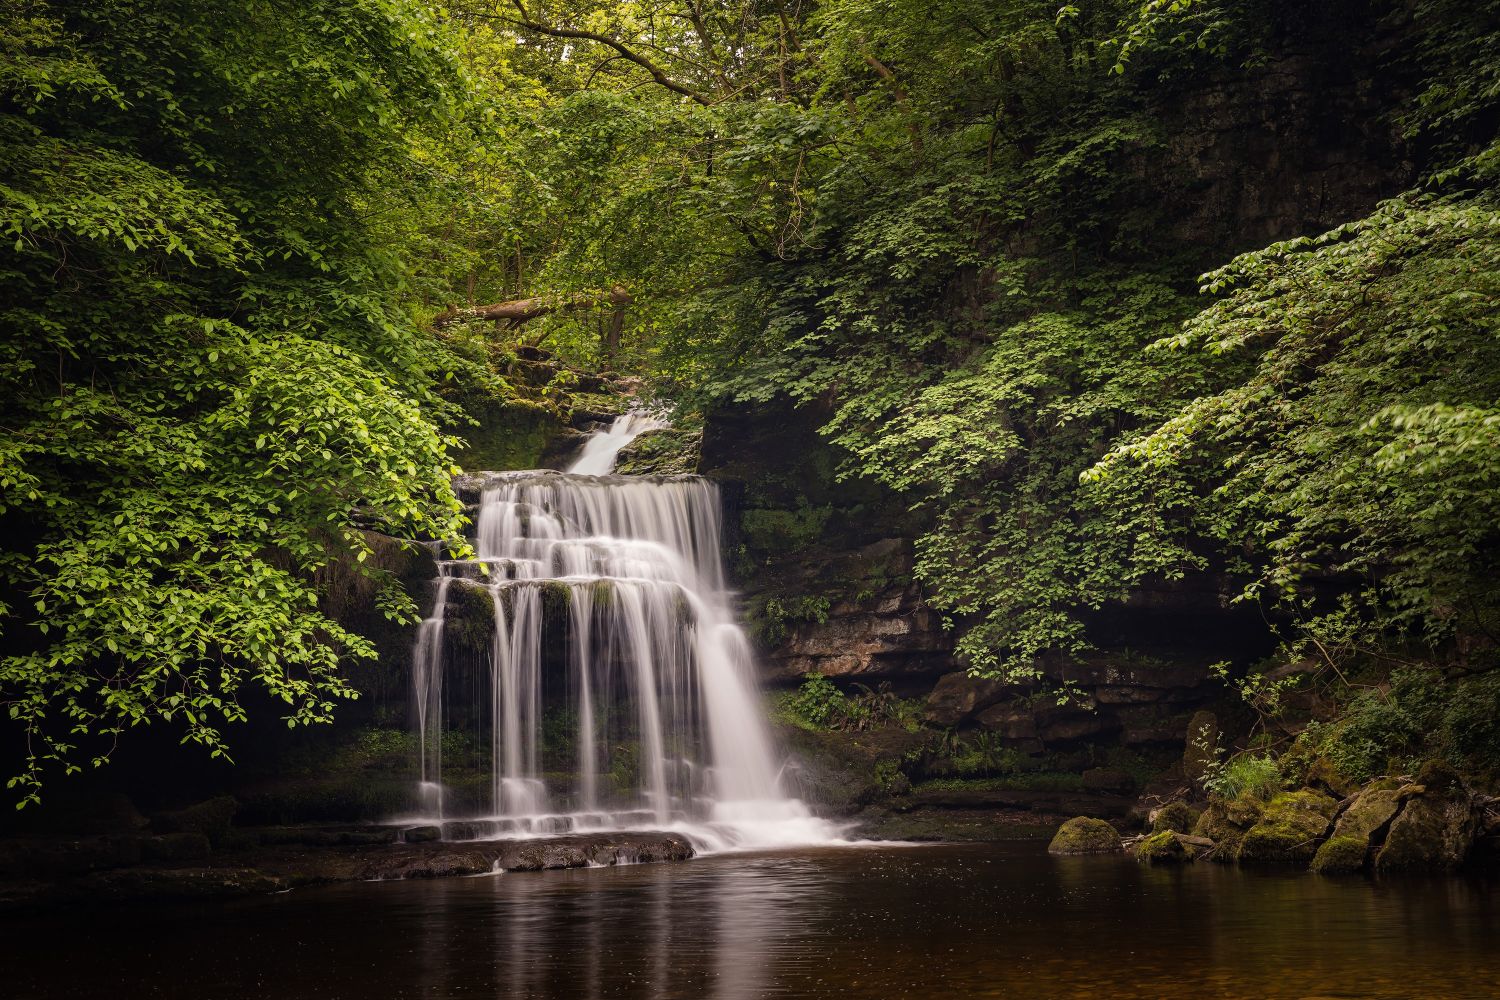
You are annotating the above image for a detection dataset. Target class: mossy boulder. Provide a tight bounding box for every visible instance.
[1151,801,1202,834]
[1193,796,1263,861]
[1236,790,1337,865]
[1373,762,1479,874]
[1135,830,1212,863]
[1047,816,1121,855]
[1329,784,1404,843]
[1310,834,1369,874]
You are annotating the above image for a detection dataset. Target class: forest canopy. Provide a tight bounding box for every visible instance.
[2,0,1497,799]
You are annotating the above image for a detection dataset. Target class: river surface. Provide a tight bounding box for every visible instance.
[6,841,1498,999]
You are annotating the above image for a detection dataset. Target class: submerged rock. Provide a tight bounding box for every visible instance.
[1047,816,1121,855]
[1237,790,1337,865]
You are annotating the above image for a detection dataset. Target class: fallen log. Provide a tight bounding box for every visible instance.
[432,286,632,329]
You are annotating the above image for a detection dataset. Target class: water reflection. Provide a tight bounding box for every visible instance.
[2,843,1497,999]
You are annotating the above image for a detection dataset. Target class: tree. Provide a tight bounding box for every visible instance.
[0,0,479,804]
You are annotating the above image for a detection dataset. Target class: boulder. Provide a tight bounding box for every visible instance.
[1374,762,1480,874]
[1310,835,1369,874]
[1137,830,1214,863]
[1151,801,1202,835]
[1329,784,1404,844]
[1237,790,1338,865]
[1192,796,1263,861]
[1047,816,1121,855]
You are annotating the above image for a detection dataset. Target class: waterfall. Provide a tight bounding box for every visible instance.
[408,412,841,851]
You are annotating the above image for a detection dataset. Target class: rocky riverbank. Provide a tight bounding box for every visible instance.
[0,809,694,912]
[1048,760,1500,876]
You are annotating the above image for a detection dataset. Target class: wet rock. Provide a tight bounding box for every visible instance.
[257,826,401,847]
[152,796,239,846]
[1374,763,1480,874]
[1151,801,1202,835]
[401,825,442,843]
[1192,796,1263,861]
[1237,790,1337,865]
[87,867,288,901]
[347,832,695,880]
[1047,816,1121,855]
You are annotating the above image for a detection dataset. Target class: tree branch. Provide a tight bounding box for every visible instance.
[498,2,712,106]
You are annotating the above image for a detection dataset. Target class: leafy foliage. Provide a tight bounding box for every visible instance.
[0,0,484,803]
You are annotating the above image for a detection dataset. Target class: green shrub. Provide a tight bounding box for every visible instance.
[1203,754,1281,801]
[784,673,867,730]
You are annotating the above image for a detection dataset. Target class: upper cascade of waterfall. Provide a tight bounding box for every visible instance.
[409,410,845,853]
[566,410,667,475]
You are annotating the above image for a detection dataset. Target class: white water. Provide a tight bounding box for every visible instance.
[409,412,844,852]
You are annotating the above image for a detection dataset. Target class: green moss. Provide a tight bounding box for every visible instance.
[741,505,832,555]
[445,580,498,653]
[918,772,1086,794]
[451,400,563,473]
[1310,835,1369,874]
[614,426,701,476]
[1136,829,1192,863]
[1047,816,1121,855]
[1237,789,1337,865]
[1192,796,1263,860]
[1152,801,1201,834]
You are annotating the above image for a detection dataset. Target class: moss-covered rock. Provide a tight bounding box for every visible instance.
[1374,763,1479,873]
[1136,829,1186,863]
[1236,789,1337,865]
[1047,816,1121,855]
[444,579,498,653]
[1151,800,1202,834]
[1193,795,1263,861]
[1310,834,1369,874]
[614,426,701,476]
[1330,784,1404,843]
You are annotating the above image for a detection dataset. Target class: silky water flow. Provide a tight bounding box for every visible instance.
[409,412,842,852]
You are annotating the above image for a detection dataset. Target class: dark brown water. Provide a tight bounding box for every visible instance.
[5,842,1498,999]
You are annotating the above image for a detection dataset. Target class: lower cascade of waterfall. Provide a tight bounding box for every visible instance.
[408,412,844,853]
